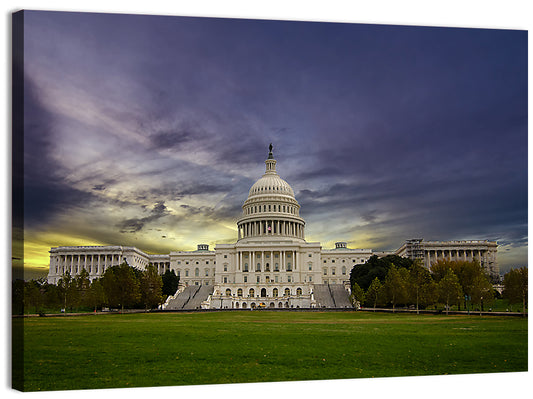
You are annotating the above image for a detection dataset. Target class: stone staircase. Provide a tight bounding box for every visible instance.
[313,284,352,308]
[165,285,213,310]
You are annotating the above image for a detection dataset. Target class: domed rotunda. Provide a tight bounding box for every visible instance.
[237,145,305,242]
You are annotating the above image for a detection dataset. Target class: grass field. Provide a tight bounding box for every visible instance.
[14,311,528,391]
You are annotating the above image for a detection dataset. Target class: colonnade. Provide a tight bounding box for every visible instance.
[236,249,299,272]
[52,253,122,275]
[424,248,491,267]
[238,219,304,239]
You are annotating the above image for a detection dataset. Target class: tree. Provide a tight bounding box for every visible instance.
[383,264,409,312]
[24,280,43,313]
[87,278,106,311]
[350,282,365,308]
[350,255,414,291]
[101,262,140,312]
[437,269,463,315]
[140,264,163,309]
[57,271,77,311]
[431,260,493,311]
[408,261,435,313]
[75,268,91,309]
[503,267,528,315]
[365,277,384,310]
[161,269,180,297]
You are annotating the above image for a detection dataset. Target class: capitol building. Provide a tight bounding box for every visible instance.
[47,146,499,309]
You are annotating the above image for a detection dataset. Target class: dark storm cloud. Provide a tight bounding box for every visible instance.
[118,201,169,233]
[22,74,100,226]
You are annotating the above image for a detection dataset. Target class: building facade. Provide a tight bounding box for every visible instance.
[47,147,498,307]
[395,238,499,279]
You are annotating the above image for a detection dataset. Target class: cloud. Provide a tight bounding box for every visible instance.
[118,201,169,233]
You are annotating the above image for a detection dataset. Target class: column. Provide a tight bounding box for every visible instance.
[294,251,298,270]
[281,250,285,271]
[261,251,264,272]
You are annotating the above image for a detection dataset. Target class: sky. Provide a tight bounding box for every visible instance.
[17,10,528,277]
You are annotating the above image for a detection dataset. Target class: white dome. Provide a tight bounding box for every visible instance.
[237,146,305,242]
[248,174,295,199]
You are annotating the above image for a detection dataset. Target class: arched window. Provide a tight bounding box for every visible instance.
[274,263,279,271]
[237,288,243,297]
[225,288,231,296]
[296,287,302,295]
[249,288,255,297]
[251,302,256,309]
[284,288,290,296]
[244,263,249,272]
[235,302,240,308]
[261,288,267,297]
[242,302,247,309]
[273,288,278,297]
[256,263,261,272]
[265,263,270,271]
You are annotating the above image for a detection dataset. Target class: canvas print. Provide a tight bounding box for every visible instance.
[12,9,527,392]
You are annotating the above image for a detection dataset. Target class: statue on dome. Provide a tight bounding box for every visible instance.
[269,143,273,153]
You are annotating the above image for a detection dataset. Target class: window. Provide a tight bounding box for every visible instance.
[342,266,346,275]
[244,275,248,283]
[323,268,328,275]
[284,288,290,296]
[274,263,279,271]
[265,263,270,271]
[308,262,313,270]
[223,276,228,283]
[332,268,336,275]
[249,288,255,297]
[205,269,209,276]
[332,260,335,263]
[256,275,260,283]
[287,263,292,271]
[296,287,302,295]
[237,288,243,297]
[244,263,249,272]
[309,275,313,282]
[224,255,228,258]
[195,268,199,277]
[287,275,292,283]
[274,275,278,283]
[224,264,228,272]
[225,288,231,296]
[185,269,189,277]
[256,263,261,272]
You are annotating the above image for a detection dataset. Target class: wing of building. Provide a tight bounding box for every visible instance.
[46,147,498,309]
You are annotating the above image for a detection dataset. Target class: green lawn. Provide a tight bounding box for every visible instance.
[14,311,528,391]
